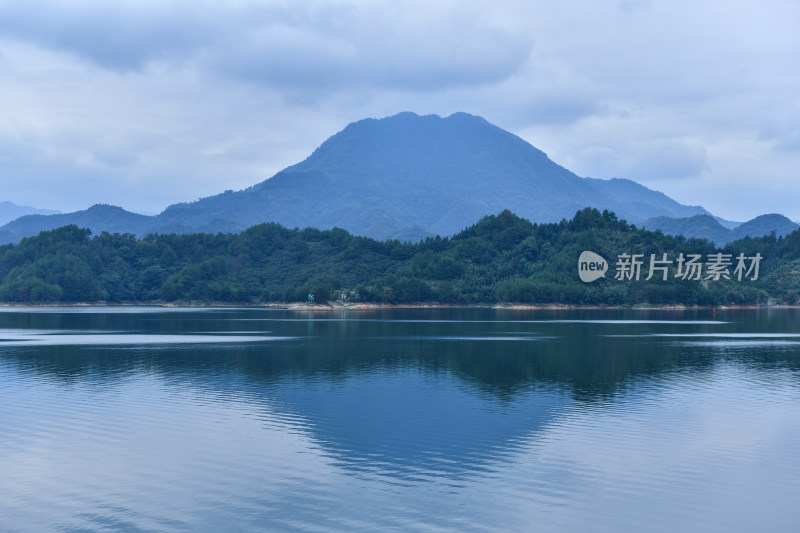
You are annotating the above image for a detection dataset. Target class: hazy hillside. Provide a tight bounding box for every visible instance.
[0,204,153,244]
[643,213,799,245]
[0,201,59,226]
[585,178,707,221]
[0,112,712,242]
[642,215,734,245]
[155,112,709,238]
[734,214,799,240]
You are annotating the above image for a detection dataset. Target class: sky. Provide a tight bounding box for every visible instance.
[1,0,798,222]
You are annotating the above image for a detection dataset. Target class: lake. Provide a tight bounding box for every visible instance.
[1,307,799,532]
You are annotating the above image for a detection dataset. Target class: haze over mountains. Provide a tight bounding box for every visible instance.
[643,213,799,246]
[0,201,59,226]
[0,112,791,245]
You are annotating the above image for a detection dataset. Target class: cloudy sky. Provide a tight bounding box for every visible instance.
[1,0,798,221]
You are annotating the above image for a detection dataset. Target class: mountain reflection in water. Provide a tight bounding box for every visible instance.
[1,307,799,532]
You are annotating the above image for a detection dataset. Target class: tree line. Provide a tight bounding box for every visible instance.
[1,208,798,305]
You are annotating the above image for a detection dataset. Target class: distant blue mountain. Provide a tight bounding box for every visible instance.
[642,213,799,245]
[0,204,152,244]
[152,112,710,239]
[0,201,59,226]
[0,112,712,243]
[734,214,799,240]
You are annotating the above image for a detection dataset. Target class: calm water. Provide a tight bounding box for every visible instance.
[1,307,799,532]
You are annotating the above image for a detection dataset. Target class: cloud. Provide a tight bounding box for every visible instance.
[581,139,708,182]
[0,0,799,222]
[0,0,533,94]
[617,0,651,12]
[772,130,800,153]
[213,5,533,94]
[0,37,344,212]
[0,0,210,70]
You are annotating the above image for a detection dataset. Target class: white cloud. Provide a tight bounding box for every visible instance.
[0,1,533,91]
[0,0,798,220]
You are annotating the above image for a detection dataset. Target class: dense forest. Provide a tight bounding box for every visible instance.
[1,208,798,306]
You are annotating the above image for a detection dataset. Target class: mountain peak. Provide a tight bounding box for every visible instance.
[86,204,129,213]
[1,112,713,243]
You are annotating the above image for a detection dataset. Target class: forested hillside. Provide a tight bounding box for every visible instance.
[1,208,798,306]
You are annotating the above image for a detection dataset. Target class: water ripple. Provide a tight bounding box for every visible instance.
[0,329,293,346]
[2,309,799,533]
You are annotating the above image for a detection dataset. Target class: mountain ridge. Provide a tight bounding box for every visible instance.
[643,213,799,245]
[0,201,60,226]
[0,111,750,244]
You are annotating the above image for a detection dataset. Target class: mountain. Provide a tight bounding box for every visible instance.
[733,214,799,240]
[154,112,709,239]
[0,112,711,243]
[642,213,798,245]
[0,201,59,226]
[583,177,707,222]
[642,215,734,245]
[0,204,152,244]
